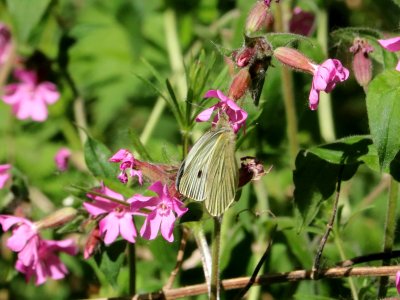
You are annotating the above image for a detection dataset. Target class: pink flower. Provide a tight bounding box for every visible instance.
[0,23,12,65]
[2,69,60,122]
[308,59,349,110]
[0,215,40,267]
[109,149,143,185]
[0,164,11,189]
[15,239,78,285]
[289,7,315,36]
[396,270,400,294]
[132,181,188,242]
[54,147,71,172]
[0,215,78,285]
[196,90,248,133]
[378,36,400,71]
[84,183,149,245]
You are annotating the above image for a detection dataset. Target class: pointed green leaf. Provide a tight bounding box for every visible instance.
[366,70,400,171]
[307,135,380,172]
[6,0,51,42]
[84,137,118,179]
[94,241,126,289]
[293,150,359,228]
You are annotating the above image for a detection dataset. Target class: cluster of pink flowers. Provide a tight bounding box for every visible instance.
[109,149,143,184]
[0,215,78,285]
[82,180,187,257]
[0,23,60,122]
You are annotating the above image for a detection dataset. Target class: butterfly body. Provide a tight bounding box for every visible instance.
[176,122,238,216]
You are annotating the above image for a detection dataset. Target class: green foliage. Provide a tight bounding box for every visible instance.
[366,70,400,172]
[84,136,117,179]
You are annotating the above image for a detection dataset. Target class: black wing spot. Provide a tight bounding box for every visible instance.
[197,170,203,178]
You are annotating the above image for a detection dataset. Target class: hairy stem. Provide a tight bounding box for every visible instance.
[378,177,399,298]
[211,216,222,300]
[274,3,299,167]
[316,8,336,142]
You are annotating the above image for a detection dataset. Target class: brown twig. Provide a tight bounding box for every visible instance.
[337,250,400,267]
[312,164,344,278]
[163,227,190,290]
[91,265,400,300]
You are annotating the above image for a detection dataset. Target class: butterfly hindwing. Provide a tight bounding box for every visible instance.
[204,128,238,216]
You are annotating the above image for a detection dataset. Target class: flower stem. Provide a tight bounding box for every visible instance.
[128,243,136,295]
[316,8,336,142]
[274,3,299,167]
[140,97,166,146]
[378,176,399,298]
[211,216,222,300]
[193,224,212,294]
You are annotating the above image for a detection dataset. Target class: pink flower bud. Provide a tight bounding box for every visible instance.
[246,1,274,34]
[349,38,374,87]
[273,47,315,74]
[235,47,257,68]
[35,207,77,229]
[228,69,251,100]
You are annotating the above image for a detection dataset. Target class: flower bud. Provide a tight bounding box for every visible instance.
[349,37,373,88]
[235,47,257,68]
[239,156,269,187]
[228,69,251,100]
[246,1,274,34]
[35,207,77,229]
[273,47,315,74]
[84,227,101,259]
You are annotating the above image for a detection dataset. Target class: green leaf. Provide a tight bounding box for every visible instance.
[264,32,315,49]
[307,135,380,172]
[6,0,51,42]
[84,137,118,179]
[366,70,400,171]
[293,150,359,228]
[94,240,127,289]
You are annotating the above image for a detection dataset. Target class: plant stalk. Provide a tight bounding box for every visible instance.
[211,216,222,300]
[378,177,399,298]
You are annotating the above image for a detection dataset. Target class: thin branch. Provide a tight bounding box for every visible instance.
[312,164,344,278]
[337,250,400,267]
[163,227,190,290]
[91,265,400,300]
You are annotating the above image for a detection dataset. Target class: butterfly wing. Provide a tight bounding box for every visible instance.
[176,129,225,202]
[204,128,238,216]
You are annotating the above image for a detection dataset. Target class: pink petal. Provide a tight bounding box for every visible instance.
[378,37,400,52]
[14,69,37,84]
[0,173,10,188]
[308,87,320,111]
[140,212,161,240]
[83,200,117,216]
[396,60,400,72]
[172,199,188,217]
[396,270,400,294]
[147,181,164,197]
[160,212,175,242]
[99,213,120,245]
[36,82,60,104]
[109,149,130,162]
[0,215,34,231]
[44,239,78,255]
[204,89,220,99]
[196,106,216,122]
[119,214,137,243]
